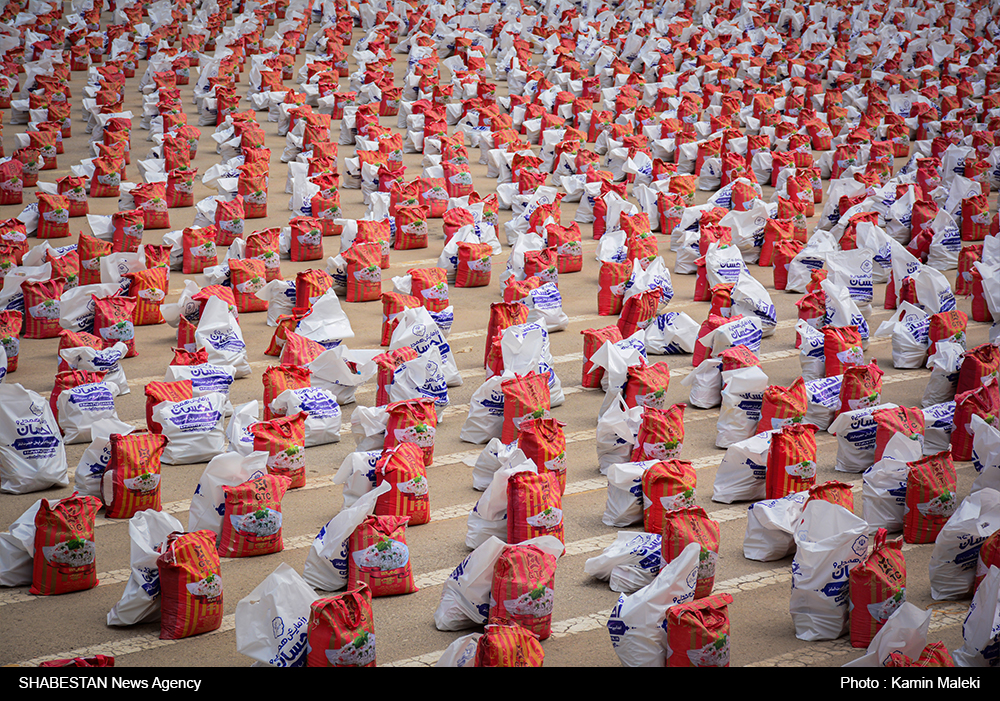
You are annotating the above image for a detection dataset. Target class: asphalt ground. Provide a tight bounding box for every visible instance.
[0,8,997,670]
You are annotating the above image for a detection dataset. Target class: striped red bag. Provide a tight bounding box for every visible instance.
[618,289,661,338]
[245,228,283,282]
[772,239,805,291]
[157,530,224,639]
[229,258,268,313]
[849,528,906,648]
[181,227,217,274]
[664,593,734,667]
[213,195,245,245]
[631,403,685,461]
[101,431,168,519]
[375,442,430,525]
[489,544,559,640]
[306,584,377,667]
[507,470,564,545]
[475,620,545,667]
[546,222,583,274]
[343,242,382,302]
[124,267,167,325]
[839,360,884,413]
[904,451,958,544]
[30,494,101,596]
[348,515,417,596]
[49,369,105,424]
[624,361,672,410]
[765,423,818,500]
[77,234,112,286]
[251,412,308,488]
[385,398,438,466]
[873,406,925,462]
[709,283,733,318]
[93,295,137,357]
[218,474,292,557]
[394,204,429,250]
[36,192,71,239]
[22,278,65,339]
[581,325,623,388]
[720,343,759,372]
[262,365,311,420]
[823,326,864,377]
[598,260,632,316]
[456,241,493,288]
[759,219,795,267]
[642,459,697,535]
[289,216,324,262]
[956,343,1000,397]
[927,310,967,358]
[485,302,529,369]
[144,380,193,433]
[517,417,567,495]
[501,372,550,445]
[804,480,856,512]
[757,377,807,431]
[131,182,170,229]
[952,382,1000,462]
[662,506,721,599]
[408,267,449,312]
[295,269,334,310]
[265,310,308,357]
[355,219,391,269]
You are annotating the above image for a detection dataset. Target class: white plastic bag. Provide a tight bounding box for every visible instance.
[302,482,391,591]
[73,418,135,498]
[827,404,898,473]
[270,388,342,447]
[873,302,929,369]
[681,358,723,409]
[57,381,120,444]
[717,365,769,449]
[188,451,270,535]
[713,430,772,504]
[952,565,1000,667]
[332,450,381,509]
[154,393,228,465]
[460,376,505,445]
[606,542,700,667]
[923,342,964,407]
[790,500,870,641]
[195,296,252,378]
[928,488,1000,601]
[596,395,644,475]
[861,457,909,533]
[107,510,185,627]
[585,532,665,595]
[0,383,68,494]
[235,562,320,667]
[0,500,41,587]
[604,460,658,527]
[743,491,808,562]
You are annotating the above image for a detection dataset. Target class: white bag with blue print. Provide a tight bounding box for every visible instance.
[236,562,320,667]
[790,500,870,641]
[107,510,185,627]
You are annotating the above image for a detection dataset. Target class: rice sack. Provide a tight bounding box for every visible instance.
[218,474,293,558]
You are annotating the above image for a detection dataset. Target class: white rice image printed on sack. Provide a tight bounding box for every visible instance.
[525,506,563,529]
[352,539,410,571]
[326,631,376,667]
[641,440,682,460]
[186,573,222,599]
[232,509,283,538]
[785,460,817,479]
[867,589,906,623]
[42,539,96,569]
[659,489,697,511]
[916,491,958,518]
[393,423,435,447]
[505,586,555,618]
[123,472,161,493]
[396,476,428,497]
[269,446,305,473]
[28,299,60,319]
[684,635,730,667]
